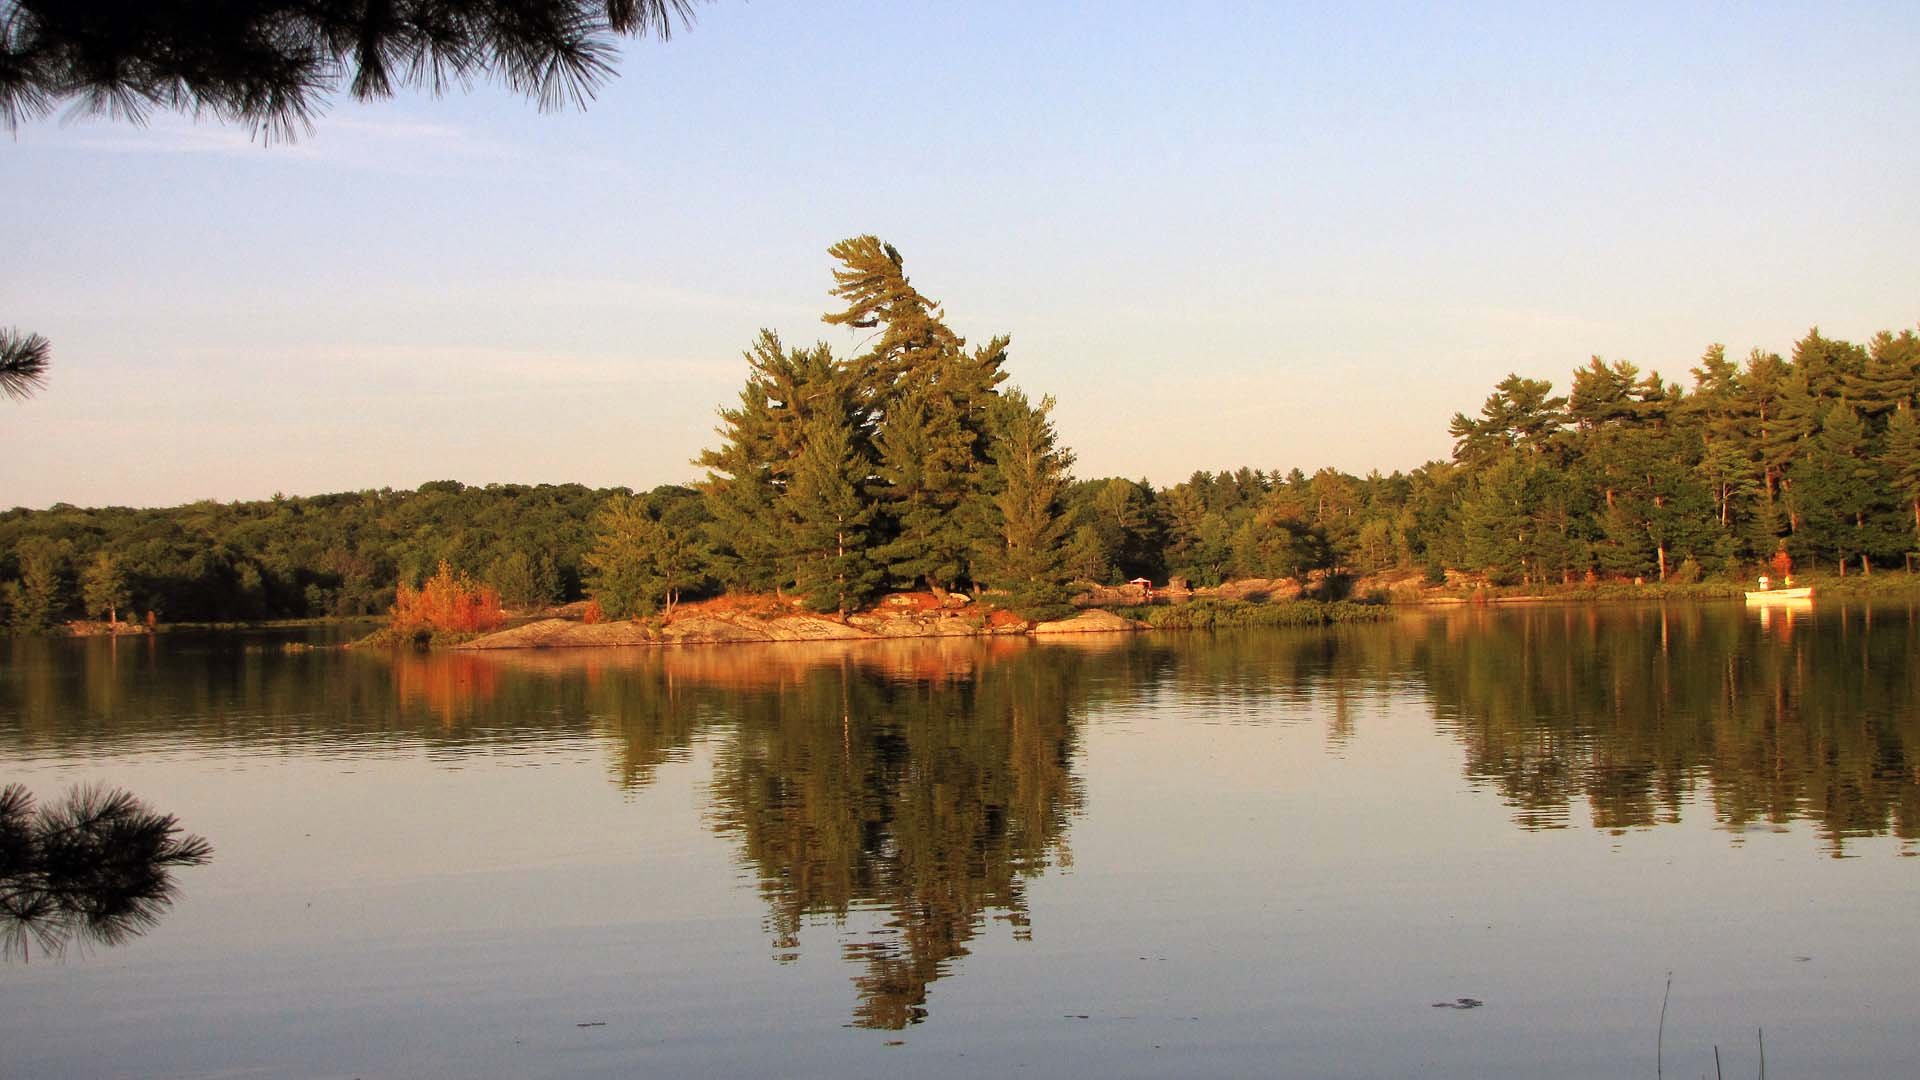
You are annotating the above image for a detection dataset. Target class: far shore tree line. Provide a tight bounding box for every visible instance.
[5,239,1919,631]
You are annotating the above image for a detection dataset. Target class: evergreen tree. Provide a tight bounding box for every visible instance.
[1757,369,1820,534]
[1742,348,1792,505]
[1881,407,1920,550]
[1190,513,1236,586]
[1567,357,1642,433]
[1088,477,1158,579]
[1695,438,1758,533]
[1848,330,1920,420]
[1352,518,1398,574]
[698,334,850,593]
[1521,465,1586,582]
[823,235,965,399]
[1592,501,1653,578]
[1688,343,1741,407]
[1404,460,1468,571]
[1064,523,1114,584]
[821,236,1008,594]
[870,391,974,593]
[1684,343,1757,522]
[1459,455,1532,583]
[1793,403,1897,569]
[1306,468,1362,560]
[584,492,713,619]
[584,495,665,619]
[1159,484,1210,577]
[0,1,704,141]
[1229,513,1331,582]
[1791,327,1868,400]
[974,391,1074,616]
[786,411,881,616]
[1449,373,1566,467]
[0,328,51,400]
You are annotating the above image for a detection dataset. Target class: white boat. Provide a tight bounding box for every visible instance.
[1744,585,1813,603]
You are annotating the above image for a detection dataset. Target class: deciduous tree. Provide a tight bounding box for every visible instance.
[79,551,129,624]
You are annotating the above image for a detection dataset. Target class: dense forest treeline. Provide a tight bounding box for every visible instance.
[4,236,1918,628]
[0,481,611,625]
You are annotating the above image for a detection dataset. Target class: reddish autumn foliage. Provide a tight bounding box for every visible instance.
[390,652,502,725]
[389,561,505,638]
[581,599,605,625]
[1770,546,1794,580]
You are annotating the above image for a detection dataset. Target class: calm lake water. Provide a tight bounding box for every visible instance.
[3,603,1917,1078]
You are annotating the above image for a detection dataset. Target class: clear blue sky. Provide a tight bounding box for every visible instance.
[5,1,1916,508]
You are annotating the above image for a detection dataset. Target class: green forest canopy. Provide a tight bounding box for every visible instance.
[4,236,1919,627]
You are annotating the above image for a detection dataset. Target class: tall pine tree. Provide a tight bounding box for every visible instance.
[974,391,1074,616]
[787,411,882,616]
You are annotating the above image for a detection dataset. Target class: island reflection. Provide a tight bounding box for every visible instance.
[5,606,1919,1019]
[427,639,1090,1027]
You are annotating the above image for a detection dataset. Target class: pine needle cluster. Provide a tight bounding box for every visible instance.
[0,0,702,142]
[0,783,212,961]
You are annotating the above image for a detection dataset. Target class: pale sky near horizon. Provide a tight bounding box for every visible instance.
[4,1,1917,510]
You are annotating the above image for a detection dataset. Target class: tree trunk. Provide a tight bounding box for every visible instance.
[1656,543,1667,582]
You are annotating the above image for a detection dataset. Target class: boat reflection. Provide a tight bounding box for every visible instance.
[1753,598,1813,634]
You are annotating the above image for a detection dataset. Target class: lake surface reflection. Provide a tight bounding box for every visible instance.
[2,603,1917,1077]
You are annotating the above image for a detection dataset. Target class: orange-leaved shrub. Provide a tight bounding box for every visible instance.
[388,561,504,640]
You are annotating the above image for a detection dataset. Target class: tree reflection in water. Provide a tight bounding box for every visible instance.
[702,645,1086,1028]
[418,639,1089,1028]
[1409,604,1920,850]
[0,784,212,962]
[7,609,1920,1017]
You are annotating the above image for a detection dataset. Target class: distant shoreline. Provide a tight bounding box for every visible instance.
[28,572,1917,645]
[1375,571,1920,607]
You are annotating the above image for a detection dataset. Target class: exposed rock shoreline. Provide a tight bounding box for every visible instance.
[64,619,153,638]
[456,606,1148,651]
